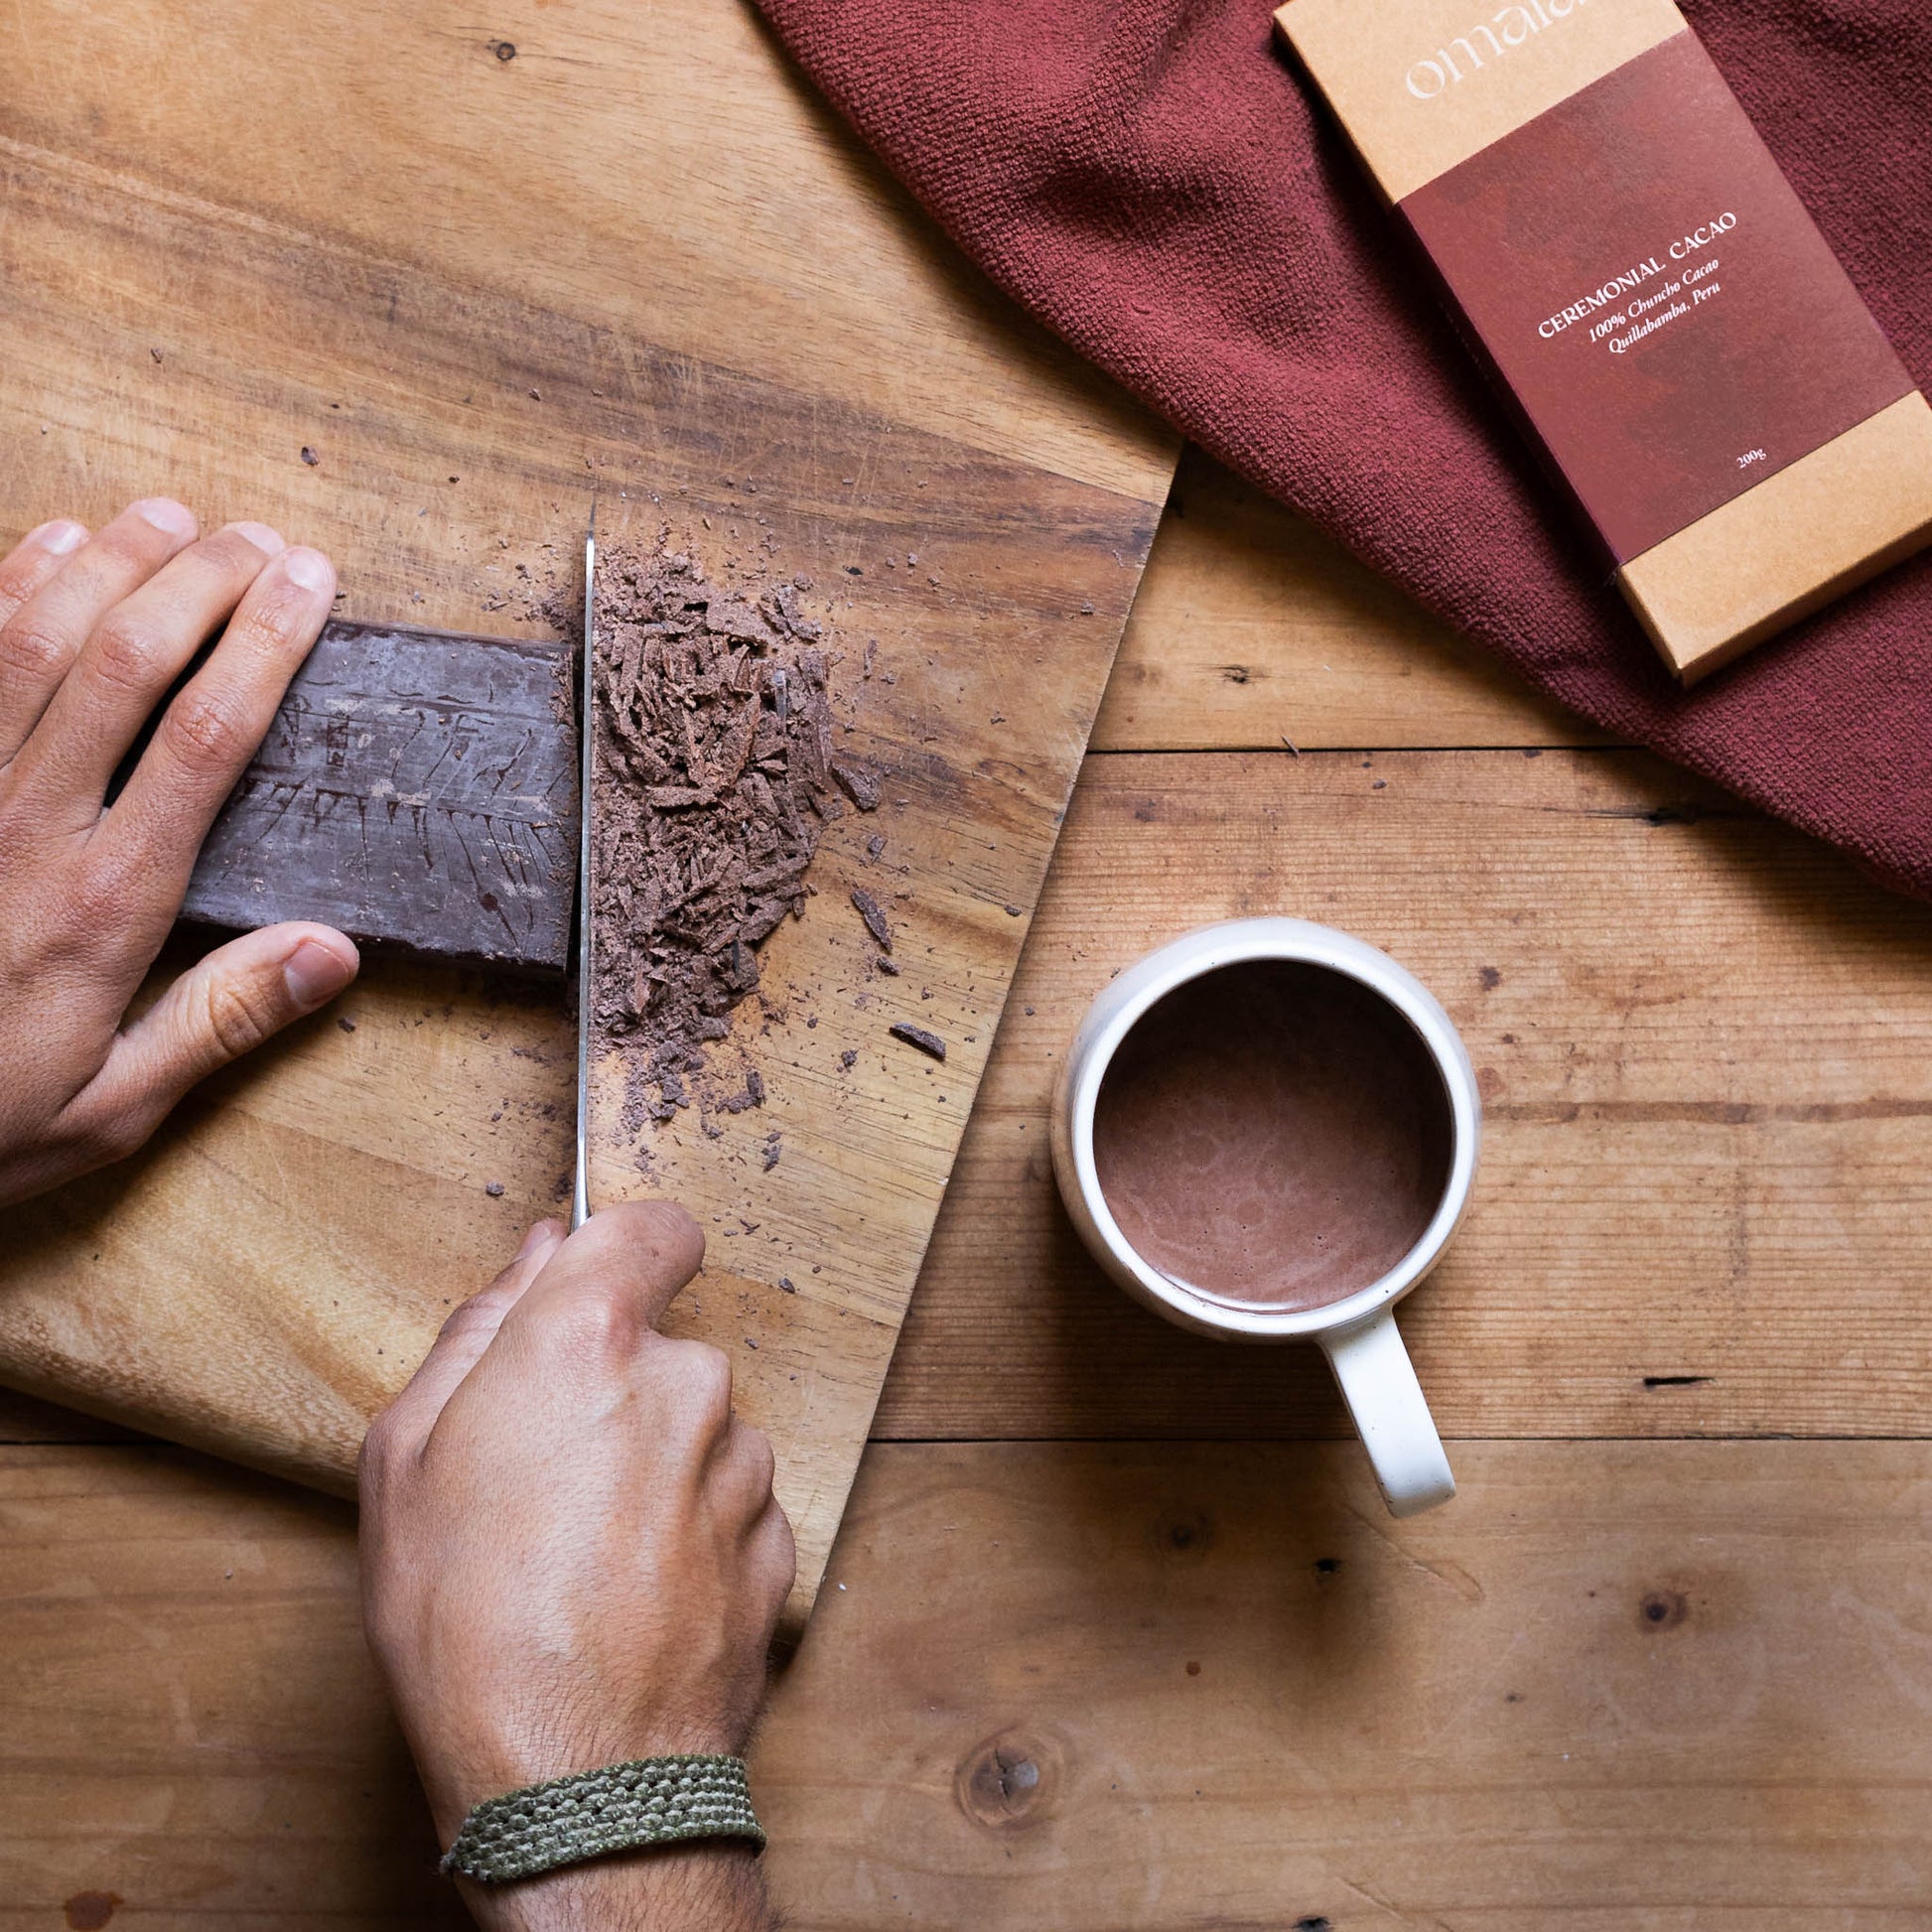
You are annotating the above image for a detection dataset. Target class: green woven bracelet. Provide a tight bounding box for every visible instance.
[441,1754,764,1884]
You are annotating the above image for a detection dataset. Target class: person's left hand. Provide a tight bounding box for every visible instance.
[0,500,359,1207]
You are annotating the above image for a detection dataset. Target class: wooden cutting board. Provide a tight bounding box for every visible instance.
[0,0,1176,1625]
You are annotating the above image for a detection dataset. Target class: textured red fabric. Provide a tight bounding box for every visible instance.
[755,0,1932,895]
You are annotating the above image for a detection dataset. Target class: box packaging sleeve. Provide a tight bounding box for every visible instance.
[1275,0,1932,684]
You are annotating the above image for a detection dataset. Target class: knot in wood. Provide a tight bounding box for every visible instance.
[1638,1588,1689,1631]
[1152,1504,1214,1564]
[956,1728,1060,1832]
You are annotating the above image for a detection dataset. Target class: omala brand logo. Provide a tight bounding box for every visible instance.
[1406,0,1589,100]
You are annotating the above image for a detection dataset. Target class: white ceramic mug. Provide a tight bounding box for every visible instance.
[1049,918,1479,1517]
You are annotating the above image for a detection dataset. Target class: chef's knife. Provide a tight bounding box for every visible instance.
[571,507,597,1229]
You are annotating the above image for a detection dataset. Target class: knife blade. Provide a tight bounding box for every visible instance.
[571,506,597,1229]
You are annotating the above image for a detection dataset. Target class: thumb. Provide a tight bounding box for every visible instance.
[97,921,358,1130]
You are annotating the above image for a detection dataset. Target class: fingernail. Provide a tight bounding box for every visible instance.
[33,519,86,555]
[224,520,286,557]
[134,497,197,539]
[284,937,355,1009]
[281,546,334,594]
[516,1220,560,1260]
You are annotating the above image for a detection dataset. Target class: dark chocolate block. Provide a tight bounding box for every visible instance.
[183,621,577,972]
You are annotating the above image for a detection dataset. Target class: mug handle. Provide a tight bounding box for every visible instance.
[1318,1309,1455,1517]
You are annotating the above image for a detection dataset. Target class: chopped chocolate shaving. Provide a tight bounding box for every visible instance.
[831,759,881,810]
[850,888,893,953]
[890,1022,946,1061]
[592,537,863,1126]
[876,956,900,976]
[840,1049,858,1069]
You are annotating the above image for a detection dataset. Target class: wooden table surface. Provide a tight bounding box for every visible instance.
[8,14,1932,1932]
[7,448,1932,1928]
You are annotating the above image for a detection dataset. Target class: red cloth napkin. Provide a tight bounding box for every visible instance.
[756,0,1932,897]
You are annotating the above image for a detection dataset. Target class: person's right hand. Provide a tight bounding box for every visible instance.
[359,1203,794,1932]
[0,500,356,1207]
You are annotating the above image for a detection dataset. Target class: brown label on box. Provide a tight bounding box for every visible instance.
[1398,30,1915,565]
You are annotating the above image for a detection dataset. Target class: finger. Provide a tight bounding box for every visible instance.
[0,519,87,631]
[97,545,335,885]
[77,922,358,1147]
[750,1498,798,1618]
[501,1199,707,1342]
[0,498,198,765]
[373,1220,567,1460]
[716,1416,779,1526]
[16,520,285,810]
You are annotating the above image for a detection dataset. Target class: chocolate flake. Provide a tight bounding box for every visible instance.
[831,758,881,810]
[850,888,893,953]
[890,1022,946,1061]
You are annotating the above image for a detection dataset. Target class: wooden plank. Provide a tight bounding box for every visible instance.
[1096,445,1610,753]
[4,1440,1930,1927]
[0,0,1159,507]
[771,1441,1932,1928]
[0,1449,461,1932]
[876,747,1932,1442]
[0,1391,138,1446]
[182,621,578,972]
[0,0,1175,1627]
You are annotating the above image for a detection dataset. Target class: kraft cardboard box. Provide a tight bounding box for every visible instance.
[1276,0,1932,684]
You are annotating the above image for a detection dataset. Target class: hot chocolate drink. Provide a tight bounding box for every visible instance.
[1091,960,1453,1312]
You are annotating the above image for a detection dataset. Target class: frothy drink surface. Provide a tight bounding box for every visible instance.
[1092,961,1451,1312]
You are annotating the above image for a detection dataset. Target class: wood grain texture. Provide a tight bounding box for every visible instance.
[1096,446,1609,753]
[0,950,578,1478]
[877,748,1932,1442]
[0,0,1161,507]
[10,746,1925,1484]
[5,1440,1930,1929]
[182,622,578,971]
[0,0,1174,1625]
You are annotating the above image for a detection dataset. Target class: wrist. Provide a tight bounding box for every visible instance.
[414,1723,746,1850]
[457,1845,770,1932]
